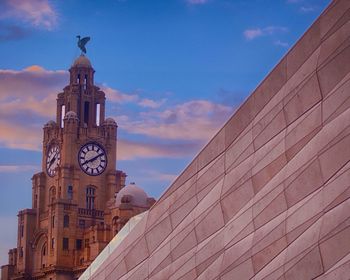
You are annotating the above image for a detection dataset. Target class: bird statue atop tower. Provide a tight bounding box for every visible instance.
[76,35,90,54]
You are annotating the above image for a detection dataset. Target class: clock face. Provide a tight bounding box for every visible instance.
[46,144,61,177]
[78,142,107,176]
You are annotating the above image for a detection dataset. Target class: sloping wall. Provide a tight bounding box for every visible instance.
[89,0,350,279]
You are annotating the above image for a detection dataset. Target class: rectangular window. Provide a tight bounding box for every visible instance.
[84,101,89,125]
[19,247,23,258]
[63,215,69,228]
[91,197,94,209]
[96,103,100,126]
[52,215,55,228]
[51,238,54,249]
[20,224,24,237]
[61,105,66,128]
[63,238,69,250]
[67,185,73,200]
[84,75,88,90]
[76,239,82,250]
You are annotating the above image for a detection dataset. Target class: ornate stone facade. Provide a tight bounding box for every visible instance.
[1,55,155,280]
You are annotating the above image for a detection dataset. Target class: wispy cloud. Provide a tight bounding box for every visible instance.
[244,26,288,40]
[0,65,234,161]
[118,100,233,141]
[102,86,138,103]
[286,0,318,13]
[118,139,200,160]
[0,0,58,30]
[0,65,66,150]
[139,170,178,183]
[0,121,42,150]
[300,6,316,13]
[102,85,166,109]
[0,165,40,173]
[138,98,167,109]
[0,66,67,121]
[274,40,289,48]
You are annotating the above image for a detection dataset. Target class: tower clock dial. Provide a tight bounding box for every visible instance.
[78,142,107,176]
[46,144,61,177]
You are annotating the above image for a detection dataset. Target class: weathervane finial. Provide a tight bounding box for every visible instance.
[76,35,90,54]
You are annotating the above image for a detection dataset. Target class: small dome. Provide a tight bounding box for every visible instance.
[44,120,56,128]
[72,55,92,68]
[104,117,117,126]
[115,183,149,208]
[64,111,78,120]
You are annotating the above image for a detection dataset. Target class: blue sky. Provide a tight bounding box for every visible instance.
[0,0,330,265]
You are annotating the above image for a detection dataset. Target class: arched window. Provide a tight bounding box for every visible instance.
[63,215,69,228]
[86,186,96,209]
[41,242,47,268]
[67,185,73,200]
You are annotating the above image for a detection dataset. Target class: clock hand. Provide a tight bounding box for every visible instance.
[48,152,57,168]
[82,153,103,166]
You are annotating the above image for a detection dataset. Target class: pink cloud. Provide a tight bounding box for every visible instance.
[117,139,200,160]
[102,86,139,103]
[0,66,66,150]
[0,120,42,151]
[0,65,203,160]
[0,67,67,101]
[2,0,58,30]
[118,100,233,141]
[0,66,233,161]
[102,86,166,109]
[138,98,166,109]
[24,65,46,72]
[0,165,40,173]
[0,66,67,121]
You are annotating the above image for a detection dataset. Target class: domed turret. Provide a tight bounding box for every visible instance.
[115,183,149,208]
[72,55,92,68]
[104,117,117,126]
[44,120,57,128]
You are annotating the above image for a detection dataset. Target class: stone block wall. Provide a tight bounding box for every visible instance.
[87,0,350,279]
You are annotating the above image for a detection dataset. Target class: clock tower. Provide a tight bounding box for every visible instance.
[1,54,146,280]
